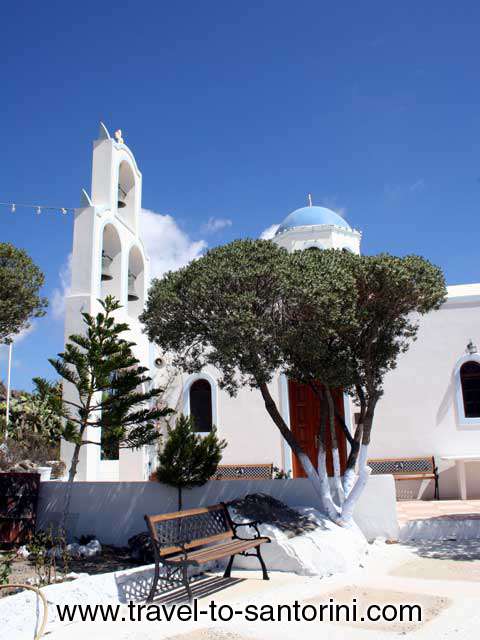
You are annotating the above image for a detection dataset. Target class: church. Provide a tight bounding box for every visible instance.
[61,125,480,501]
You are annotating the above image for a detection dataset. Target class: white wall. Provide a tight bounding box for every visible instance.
[371,288,480,499]
[62,126,151,483]
[37,475,398,544]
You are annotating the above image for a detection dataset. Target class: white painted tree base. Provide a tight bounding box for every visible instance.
[228,506,368,577]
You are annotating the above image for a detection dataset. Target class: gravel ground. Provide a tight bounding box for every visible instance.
[2,538,479,640]
[0,545,140,596]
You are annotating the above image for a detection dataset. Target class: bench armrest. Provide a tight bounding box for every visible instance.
[231,520,262,539]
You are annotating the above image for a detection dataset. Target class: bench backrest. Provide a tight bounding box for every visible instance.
[145,503,233,556]
[368,456,436,476]
[212,463,273,481]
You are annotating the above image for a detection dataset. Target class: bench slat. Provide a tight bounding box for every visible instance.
[165,537,269,565]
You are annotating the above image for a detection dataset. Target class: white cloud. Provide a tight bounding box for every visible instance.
[201,217,232,234]
[141,209,207,280]
[384,179,425,200]
[13,323,36,343]
[409,179,425,192]
[259,224,280,240]
[51,254,72,320]
[0,324,35,363]
[48,212,207,321]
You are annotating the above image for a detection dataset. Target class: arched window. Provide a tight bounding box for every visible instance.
[100,224,122,301]
[460,361,480,417]
[117,161,136,229]
[189,379,213,432]
[127,244,145,318]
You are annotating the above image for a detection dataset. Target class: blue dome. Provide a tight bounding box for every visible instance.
[276,206,350,235]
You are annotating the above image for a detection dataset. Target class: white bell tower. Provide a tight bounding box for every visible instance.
[61,123,151,482]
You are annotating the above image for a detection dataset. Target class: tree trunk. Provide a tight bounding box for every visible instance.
[309,381,353,447]
[343,423,362,496]
[339,397,376,524]
[258,382,326,504]
[178,486,183,511]
[317,395,340,520]
[60,440,82,531]
[340,443,370,523]
[325,386,344,505]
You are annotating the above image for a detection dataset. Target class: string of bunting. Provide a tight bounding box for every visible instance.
[0,201,75,216]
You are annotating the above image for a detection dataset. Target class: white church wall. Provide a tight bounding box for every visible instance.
[179,366,285,470]
[274,225,361,254]
[370,285,480,499]
[37,474,398,545]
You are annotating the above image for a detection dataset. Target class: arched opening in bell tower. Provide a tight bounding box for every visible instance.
[127,244,145,318]
[100,224,122,301]
[117,161,136,229]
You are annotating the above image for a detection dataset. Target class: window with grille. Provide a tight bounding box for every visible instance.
[189,379,213,432]
[460,361,480,418]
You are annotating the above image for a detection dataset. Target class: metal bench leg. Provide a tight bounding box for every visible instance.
[223,554,235,578]
[256,547,269,580]
[182,565,193,602]
[147,558,160,603]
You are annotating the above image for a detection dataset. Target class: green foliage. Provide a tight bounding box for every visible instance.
[0,242,48,342]
[0,552,14,586]
[27,526,69,586]
[281,248,358,390]
[272,465,291,479]
[141,239,291,394]
[0,378,66,445]
[141,238,447,481]
[50,296,171,482]
[156,414,226,509]
[0,435,58,471]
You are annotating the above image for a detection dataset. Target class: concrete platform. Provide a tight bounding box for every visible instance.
[397,499,480,542]
[397,499,480,527]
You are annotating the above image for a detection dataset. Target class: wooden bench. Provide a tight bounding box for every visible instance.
[368,456,439,500]
[144,503,271,602]
[211,464,273,481]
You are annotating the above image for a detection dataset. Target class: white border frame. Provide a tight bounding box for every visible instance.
[182,372,218,434]
[454,353,480,427]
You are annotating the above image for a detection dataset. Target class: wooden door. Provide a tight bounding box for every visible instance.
[288,380,348,478]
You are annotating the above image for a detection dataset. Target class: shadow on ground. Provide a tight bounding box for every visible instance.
[116,571,244,604]
[403,540,480,561]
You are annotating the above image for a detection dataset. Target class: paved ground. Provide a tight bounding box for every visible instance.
[46,538,480,640]
[397,499,480,526]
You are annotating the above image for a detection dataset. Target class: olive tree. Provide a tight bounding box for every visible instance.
[141,239,447,524]
[0,242,48,341]
[140,240,324,493]
[337,253,447,521]
[282,249,447,522]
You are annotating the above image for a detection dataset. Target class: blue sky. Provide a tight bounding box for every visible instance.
[2,1,480,390]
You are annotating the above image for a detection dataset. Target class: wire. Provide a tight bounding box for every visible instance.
[0,202,74,215]
[0,583,48,639]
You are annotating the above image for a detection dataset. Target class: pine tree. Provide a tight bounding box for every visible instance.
[156,414,226,510]
[50,296,171,525]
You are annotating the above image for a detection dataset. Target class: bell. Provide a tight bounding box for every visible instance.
[117,184,127,209]
[128,272,139,301]
[101,251,113,281]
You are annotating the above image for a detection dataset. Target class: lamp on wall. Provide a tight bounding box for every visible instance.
[466,339,478,355]
[101,251,113,281]
[117,184,127,209]
[128,272,139,301]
